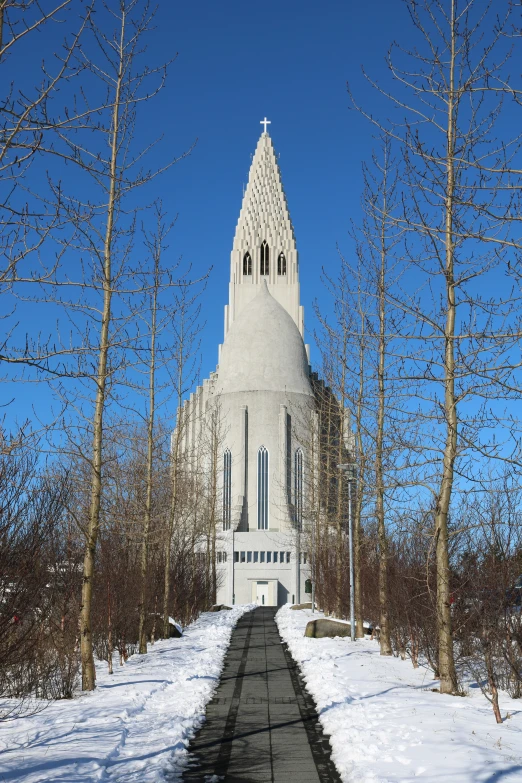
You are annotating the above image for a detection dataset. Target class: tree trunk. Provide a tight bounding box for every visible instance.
[138,263,158,655]
[107,581,113,675]
[375,155,392,657]
[354,297,367,639]
[484,635,502,723]
[163,465,177,639]
[150,594,157,646]
[337,349,350,621]
[0,1,5,57]
[436,0,458,695]
[163,339,186,638]
[79,35,123,689]
[354,477,364,638]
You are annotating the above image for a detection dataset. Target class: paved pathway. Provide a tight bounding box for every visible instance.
[182,607,341,783]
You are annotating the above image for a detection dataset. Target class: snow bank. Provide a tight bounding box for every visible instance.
[276,605,522,783]
[0,605,254,782]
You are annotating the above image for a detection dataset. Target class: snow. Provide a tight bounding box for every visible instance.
[3,603,521,783]
[0,604,254,782]
[276,605,522,783]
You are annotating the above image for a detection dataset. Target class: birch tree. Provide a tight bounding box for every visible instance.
[134,205,204,652]
[44,0,188,690]
[358,139,407,654]
[0,1,93,403]
[136,217,161,655]
[163,281,202,638]
[352,0,522,693]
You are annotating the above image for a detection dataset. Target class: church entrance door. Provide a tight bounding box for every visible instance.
[256,581,269,606]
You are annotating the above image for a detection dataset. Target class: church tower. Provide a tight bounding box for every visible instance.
[178,123,316,608]
[224,122,305,341]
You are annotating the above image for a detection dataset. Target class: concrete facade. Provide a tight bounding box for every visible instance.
[177,129,315,607]
[224,132,305,342]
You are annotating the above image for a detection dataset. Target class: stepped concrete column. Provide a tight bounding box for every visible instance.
[279,405,288,531]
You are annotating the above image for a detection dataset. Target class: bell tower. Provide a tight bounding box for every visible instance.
[223,122,304,340]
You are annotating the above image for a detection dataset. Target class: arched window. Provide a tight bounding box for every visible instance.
[294,449,303,531]
[243,252,252,275]
[260,241,269,276]
[223,449,232,531]
[257,446,269,530]
[278,253,286,276]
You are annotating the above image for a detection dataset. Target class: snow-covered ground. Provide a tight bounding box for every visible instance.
[276,605,522,783]
[0,605,253,782]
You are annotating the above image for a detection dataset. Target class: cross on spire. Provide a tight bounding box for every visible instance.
[260,117,271,134]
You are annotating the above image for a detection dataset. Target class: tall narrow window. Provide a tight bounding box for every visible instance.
[223,449,232,530]
[243,252,252,275]
[260,241,269,275]
[277,253,286,276]
[257,446,269,529]
[295,448,303,531]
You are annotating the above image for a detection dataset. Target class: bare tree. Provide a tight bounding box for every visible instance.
[163,280,203,638]
[0,434,74,712]
[356,138,407,653]
[351,0,522,694]
[0,0,88,286]
[42,0,188,690]
[134,204,203,653]
[136,216,161,655]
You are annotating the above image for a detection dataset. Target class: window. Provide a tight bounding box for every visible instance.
[280,551,285,563]
[278,252,286,276]
[267,551,272,563]
[243,252,252,275]
[294,448,303,531]
[257,446,269,529]
[273,552,278,563]
[223,449,232,530]
[240,551,246,563]
[260,241,269,275]
[260,551,265,563]
[286,552,291,563]
[234,551,239,563]
[247,551,252,563]
[217,552,228,564]
[254,551,259,563]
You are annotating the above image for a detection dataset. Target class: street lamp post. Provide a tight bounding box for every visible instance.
[311,512,315,614]
[338,462,356,642]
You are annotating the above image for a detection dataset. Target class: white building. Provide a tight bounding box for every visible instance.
[177,125,341,607]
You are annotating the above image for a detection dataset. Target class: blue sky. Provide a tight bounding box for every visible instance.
[5,0,521,482]
[13,0,519,434]
[5,0,412,427]
[145,0,408,385]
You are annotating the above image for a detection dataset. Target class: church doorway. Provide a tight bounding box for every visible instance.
[248,578,278,605]
[255,581,269,605]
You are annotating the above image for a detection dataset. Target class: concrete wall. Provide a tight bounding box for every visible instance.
[219,389,313,534]
[215,531,312,607]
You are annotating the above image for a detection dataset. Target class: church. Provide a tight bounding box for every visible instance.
[177,122,347,607]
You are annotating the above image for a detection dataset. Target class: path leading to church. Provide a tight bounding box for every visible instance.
[181,607,341,783]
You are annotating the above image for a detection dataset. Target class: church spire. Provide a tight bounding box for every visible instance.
[224,126,304,340]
